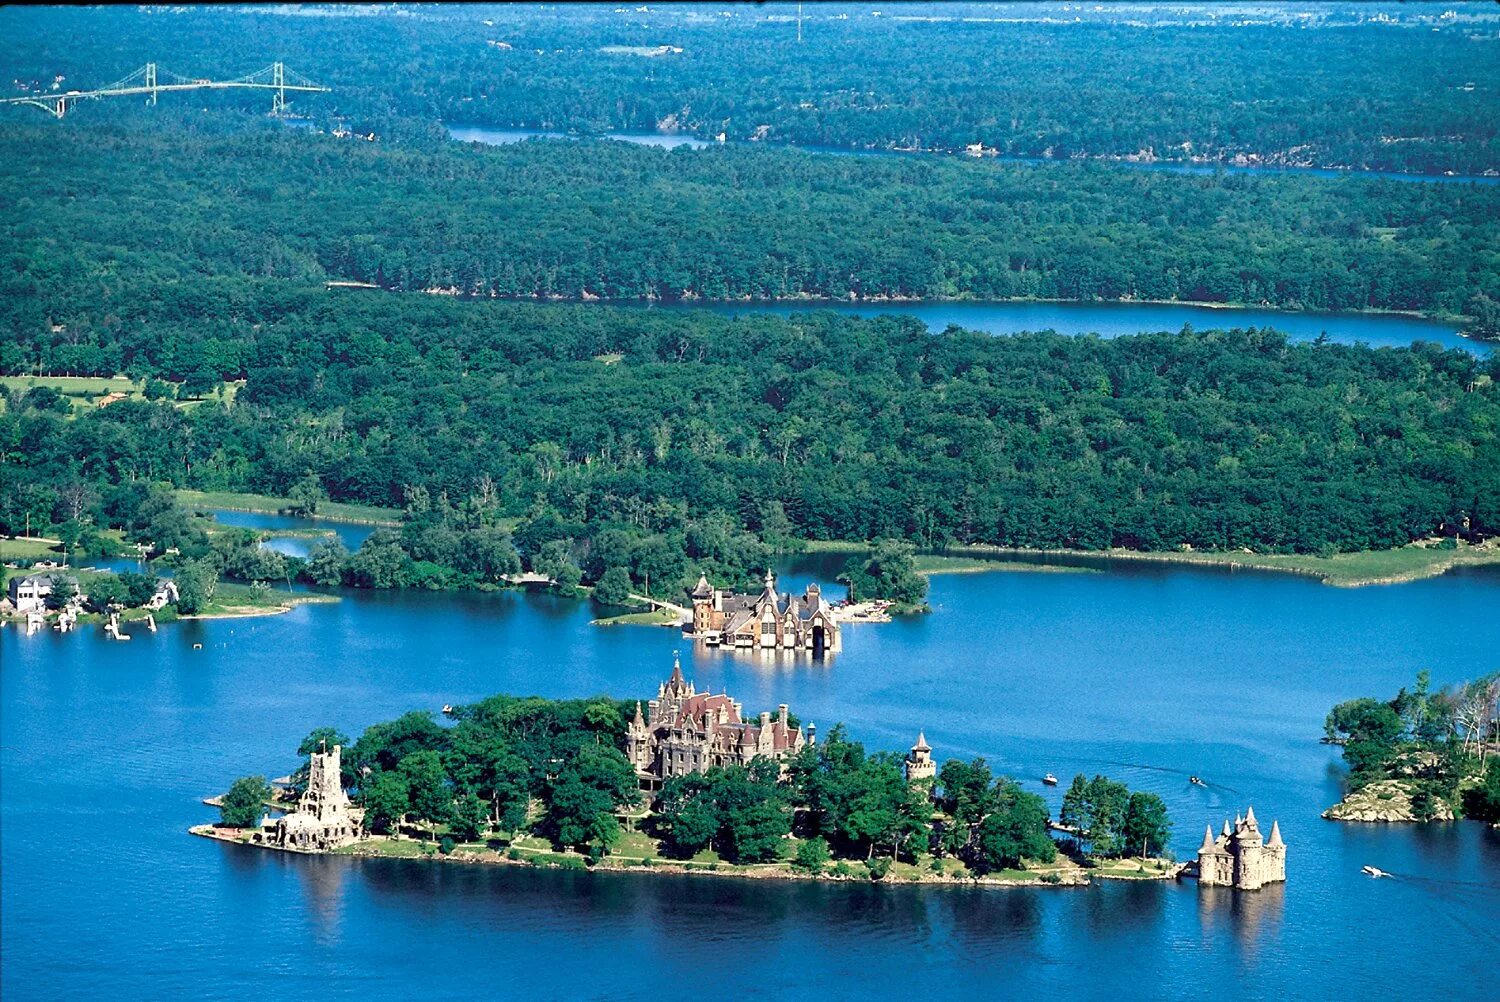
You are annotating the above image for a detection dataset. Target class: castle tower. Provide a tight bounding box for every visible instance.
[273,742,363,850]
[906,731,935,782]
[626,702,651,773]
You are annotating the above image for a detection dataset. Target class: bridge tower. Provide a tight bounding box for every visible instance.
[271,61,286,116]
[145,62,157,106]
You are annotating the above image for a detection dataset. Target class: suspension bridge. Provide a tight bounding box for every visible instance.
[0,62,329,119]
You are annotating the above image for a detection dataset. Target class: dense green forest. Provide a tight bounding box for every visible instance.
[1,3,1494,174]
[8,294,1499,600]
[4,123,1498,333]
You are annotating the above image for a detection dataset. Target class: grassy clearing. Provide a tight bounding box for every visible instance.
[188,582,339,619]
[0,375,242,415]
[1,536,65,563]
[592,607,682,627]
[174,489,402,525]
[1088,856,1177,879]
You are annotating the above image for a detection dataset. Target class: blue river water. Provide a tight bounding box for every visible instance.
[3,517,1498,1000]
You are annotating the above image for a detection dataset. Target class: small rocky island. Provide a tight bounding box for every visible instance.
[195,657,1235,889]
[1321,671,1499,826]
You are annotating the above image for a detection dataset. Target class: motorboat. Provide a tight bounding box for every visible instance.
[1362,866,1391,878]
[1190,776,1205,786]
[1042,774,1058,786]
[441,704,456,717]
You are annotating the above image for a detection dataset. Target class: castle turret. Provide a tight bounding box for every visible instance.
[905,731,935,782]
[1267,820,1284,849]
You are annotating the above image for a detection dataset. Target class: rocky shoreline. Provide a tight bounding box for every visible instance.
[189,824,1118,888]
[1322,779,1455,823]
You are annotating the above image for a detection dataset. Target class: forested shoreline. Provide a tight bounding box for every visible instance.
[8,292,1499,603]
[5,123,1499,342]
[2,4,1494,174]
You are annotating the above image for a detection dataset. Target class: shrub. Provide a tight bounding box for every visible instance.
[439,836,455,855]
[792,836,831,874]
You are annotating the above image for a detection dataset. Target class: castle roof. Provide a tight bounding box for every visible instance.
[1267,820,1284,848]
[691,574,713,599]
[1200,825,1217,853]
[912,731,930,753]
[1243,805,1258,829]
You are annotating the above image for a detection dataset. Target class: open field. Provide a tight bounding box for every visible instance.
[0,375,242,414]
[174,489,402,525]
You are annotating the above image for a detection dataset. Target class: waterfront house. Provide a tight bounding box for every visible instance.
[7,573,72,614]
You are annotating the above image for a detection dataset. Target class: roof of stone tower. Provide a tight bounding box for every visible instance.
[1267,820,1284,848]
[1200,825,1217,853]
[632,701,645,725]
[913,731,931,752]
[669,655,685,687]
[1244,805,1258,829]
[1222,819,1232,837]
[691,573,713,599]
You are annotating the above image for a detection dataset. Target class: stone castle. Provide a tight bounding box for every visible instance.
[687,571,841,653]
[626,658,809,789]
[257,742,364,851]
[1197,806,1286,890]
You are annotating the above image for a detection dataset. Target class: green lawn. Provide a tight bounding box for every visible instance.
[174,489,402,525]
[0,536,64,563]
[592,607,682,627]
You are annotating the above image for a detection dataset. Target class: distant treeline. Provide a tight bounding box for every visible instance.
[1,4,1494,174]
[7,298,1499,577]
[3,125,1498,337]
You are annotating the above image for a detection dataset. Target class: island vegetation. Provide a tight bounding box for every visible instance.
[1323,671,1500,824]
[211,695,1173,884]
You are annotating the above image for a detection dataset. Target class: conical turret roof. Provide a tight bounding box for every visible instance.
[1244,805,1258,829]
[1200,824,1217,853]
[691,573,713,599]
[1267,820,1284,848]
[913,730,931,752]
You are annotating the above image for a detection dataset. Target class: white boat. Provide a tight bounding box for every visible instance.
[1042,773,1058,786]
[1362,865,1391,878]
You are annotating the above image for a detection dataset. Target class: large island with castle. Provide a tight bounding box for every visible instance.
[192,658,1285,894]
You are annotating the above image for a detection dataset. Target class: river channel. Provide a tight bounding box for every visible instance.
[3,510,1497,999]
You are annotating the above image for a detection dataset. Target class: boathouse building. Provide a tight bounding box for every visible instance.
[1197,806,1286,890]
[687,571,841,653]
